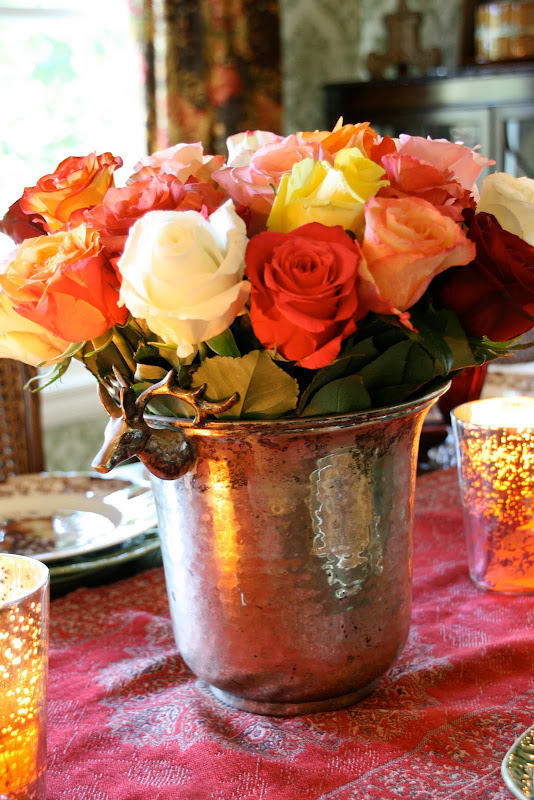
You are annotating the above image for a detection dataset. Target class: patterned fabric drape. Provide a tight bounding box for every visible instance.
[129,0,282,155]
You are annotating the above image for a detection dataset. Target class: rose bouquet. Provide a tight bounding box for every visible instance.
[1,121,534,472]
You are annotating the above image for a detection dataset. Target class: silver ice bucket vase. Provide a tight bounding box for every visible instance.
[150,385,447,716]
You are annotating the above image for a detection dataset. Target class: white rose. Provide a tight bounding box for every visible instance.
[225,130,284,167]
[477,172,534,245]
[0,290,69,366]
[118,200,250,358]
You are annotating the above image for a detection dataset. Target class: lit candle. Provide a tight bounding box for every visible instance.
[452,397,534,595]
[0,555,49,800]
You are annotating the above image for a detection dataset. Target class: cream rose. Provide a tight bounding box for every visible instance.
[477,172,534,245]
[117,200,250,358]
[225,130,284,167]
[0,290,69,366]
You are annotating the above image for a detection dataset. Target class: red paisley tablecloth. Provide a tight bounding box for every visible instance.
[47,469,534,800]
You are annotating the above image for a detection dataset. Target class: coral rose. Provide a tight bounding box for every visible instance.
[70,174,225,257]
[476,172,534,246]
[267,150,388,237]
[377,153,476,221]
[434,211,534,341]
[245,223,362,369]
[0,225,127,342]
[19,152,122,233]
[395,135,493,195]
[117,200,250,359]
[359,196,476,323]
[129,142,225,184]
[0,290,70,366]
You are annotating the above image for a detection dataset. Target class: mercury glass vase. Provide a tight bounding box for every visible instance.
[149,385,447,716]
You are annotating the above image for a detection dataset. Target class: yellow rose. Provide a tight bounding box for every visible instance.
[267,149,388,236]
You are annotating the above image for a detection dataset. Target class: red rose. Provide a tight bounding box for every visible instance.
[0,199,47,244]
[434,211,534,341]
[245,223,362,369]
[70,174,225,257]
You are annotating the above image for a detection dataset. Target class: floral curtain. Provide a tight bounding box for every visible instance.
[129,0,282,155]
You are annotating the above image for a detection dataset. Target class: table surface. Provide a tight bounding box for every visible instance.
[47,469,534,800]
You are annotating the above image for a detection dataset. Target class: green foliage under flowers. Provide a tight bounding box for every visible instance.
[36,296,528,421]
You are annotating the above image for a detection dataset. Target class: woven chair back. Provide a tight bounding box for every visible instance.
[0,359,43,481]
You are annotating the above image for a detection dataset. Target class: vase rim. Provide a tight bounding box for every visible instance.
[146,381,451,433]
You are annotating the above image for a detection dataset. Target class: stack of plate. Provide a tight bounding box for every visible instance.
[0,465,160,591]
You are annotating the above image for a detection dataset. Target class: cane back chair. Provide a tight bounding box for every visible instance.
[0,359,44,481]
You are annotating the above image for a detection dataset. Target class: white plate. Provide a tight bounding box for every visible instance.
[0,472,157,562]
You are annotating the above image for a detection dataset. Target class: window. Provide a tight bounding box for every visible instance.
[0,1,147,423]
[0,0,147,257]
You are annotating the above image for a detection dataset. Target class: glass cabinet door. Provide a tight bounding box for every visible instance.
[494,105,534,177]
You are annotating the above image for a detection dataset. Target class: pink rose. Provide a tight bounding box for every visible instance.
[395,135,493,195]
[129,142,225,184]
[359,196,476,324]
[213,135,332,234]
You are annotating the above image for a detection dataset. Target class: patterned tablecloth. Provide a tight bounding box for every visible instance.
[47,469,534,800]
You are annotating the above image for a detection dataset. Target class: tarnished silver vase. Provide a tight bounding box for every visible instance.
[146,385,447,716]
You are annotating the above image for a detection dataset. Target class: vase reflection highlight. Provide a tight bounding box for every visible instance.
[149,385,448,716]
[452,397,534,595]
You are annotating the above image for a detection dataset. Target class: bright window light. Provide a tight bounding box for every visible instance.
[0,1,147,257]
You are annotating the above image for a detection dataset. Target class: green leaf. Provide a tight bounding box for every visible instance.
[191,350,299,419]
[84,330,114,357]
[297,338,379,413]
[206,328,241,357]
[40,340,84,366]
[408,304,475,373]
[300,374,371,417]
[359,340,412,390]
[29,358,71,391]
[134,343,161,362]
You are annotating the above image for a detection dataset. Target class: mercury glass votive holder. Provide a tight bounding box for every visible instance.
[0,555,49,800]
[451,397,534,595]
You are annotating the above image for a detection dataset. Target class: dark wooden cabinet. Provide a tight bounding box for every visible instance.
[325,64,534,176]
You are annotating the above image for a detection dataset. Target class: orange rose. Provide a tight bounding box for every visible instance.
[19,152,122,233]
[359,196,476,324]
[0,225,127,342]
[299,120,381,158]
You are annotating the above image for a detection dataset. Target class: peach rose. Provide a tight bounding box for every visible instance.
[0,225,127,342]
[129,142,225,184]
[19,152,122,232]
[359,196,476,322]
[213,134,331,233]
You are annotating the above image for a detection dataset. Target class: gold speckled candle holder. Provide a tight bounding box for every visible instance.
[0,555,49,800]
[452,397,534,595]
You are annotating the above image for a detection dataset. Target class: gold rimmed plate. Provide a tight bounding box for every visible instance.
[502,724,534,800]
[0,471,157,563]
